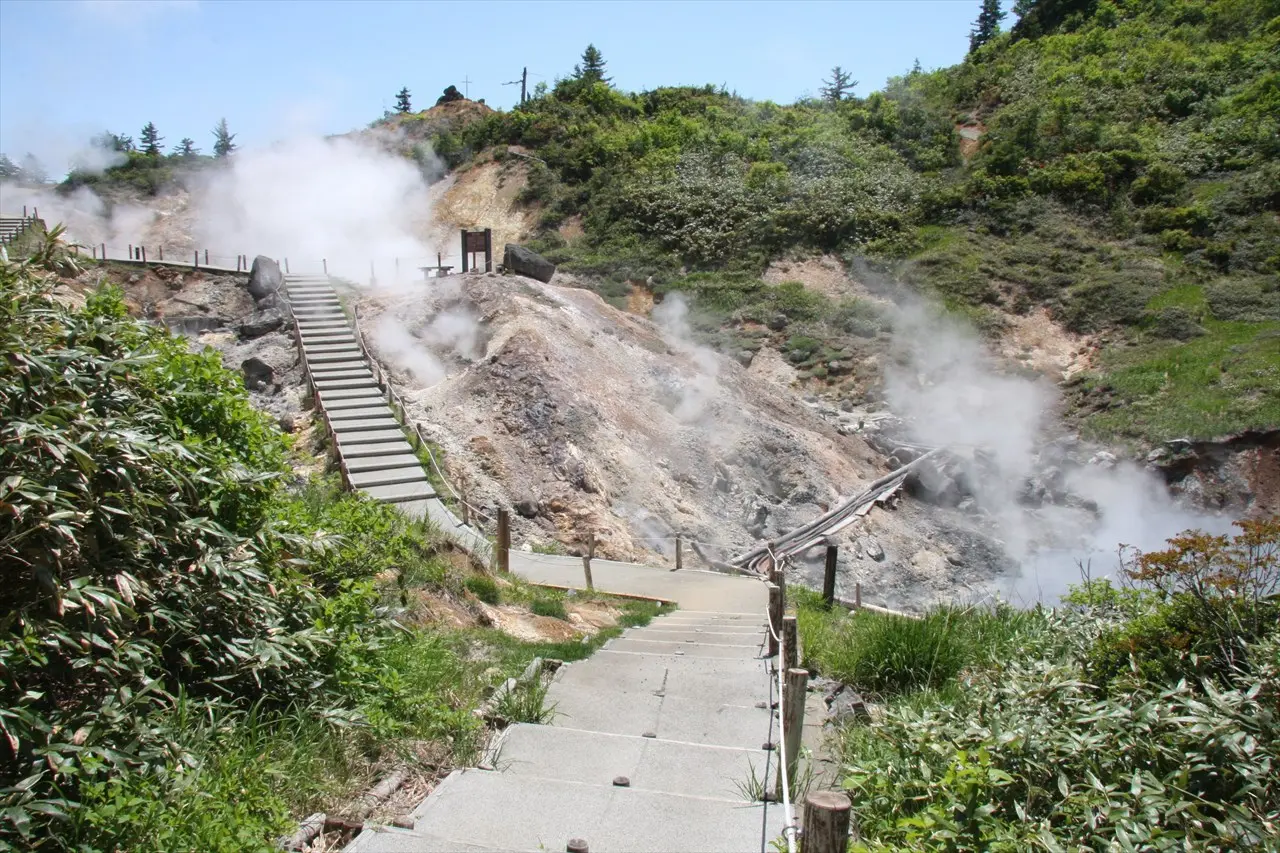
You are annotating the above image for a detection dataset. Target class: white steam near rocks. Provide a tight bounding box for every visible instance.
[883,295,1228,603]
[653,293,722,427]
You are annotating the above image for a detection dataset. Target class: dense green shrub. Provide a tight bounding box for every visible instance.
[464,575,500,605]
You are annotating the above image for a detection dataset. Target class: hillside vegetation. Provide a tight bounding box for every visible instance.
[423,0,1279,446]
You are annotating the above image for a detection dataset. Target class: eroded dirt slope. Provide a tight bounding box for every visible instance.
[355,273,1013,610]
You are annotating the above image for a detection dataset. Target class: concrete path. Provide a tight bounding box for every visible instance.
[285,275,489,558]
[347,554,784,852]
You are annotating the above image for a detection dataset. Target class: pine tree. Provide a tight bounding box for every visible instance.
[395,87,412,113]
[140,122,164,156]
[573,44,610,84]
[176,138,198,157]
[969,0,1007,53]
[212,118,236,158]
[819,66,858,102]
[0,154,18,180]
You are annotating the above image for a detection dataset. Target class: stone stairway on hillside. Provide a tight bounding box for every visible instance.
[285,276,487,556]
[347,560,783,853]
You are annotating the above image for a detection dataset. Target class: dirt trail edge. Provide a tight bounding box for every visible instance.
[345,553,783,852]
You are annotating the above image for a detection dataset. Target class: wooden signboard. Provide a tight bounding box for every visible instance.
[461,228,493,273]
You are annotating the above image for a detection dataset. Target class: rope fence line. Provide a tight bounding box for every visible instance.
[764,558,799,853]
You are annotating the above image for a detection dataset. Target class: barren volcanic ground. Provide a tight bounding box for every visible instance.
[355,272,1014,611]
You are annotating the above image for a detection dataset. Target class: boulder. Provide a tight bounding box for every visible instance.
[239,307,287,339]
[503,244,557,283]
[241,357,274,392]
[514,497,540,518]
[857,535,885,562]
[247,256,283,302]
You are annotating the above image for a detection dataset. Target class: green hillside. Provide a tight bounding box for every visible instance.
[440,0,1279,445]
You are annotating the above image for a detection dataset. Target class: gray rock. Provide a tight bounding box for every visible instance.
[247,256,283,301]
[514,498,539,518]
[858,535,885,561]
[239,307,287,339]
[1088,451,1118,469]
[825,685,871,725]
[278,412,296,433]
[503,244,556,283]
[1146,447,1170,464]
[734,349,755,367]
[241,357,274,392]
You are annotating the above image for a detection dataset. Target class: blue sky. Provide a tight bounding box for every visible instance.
[1,0,1006,170]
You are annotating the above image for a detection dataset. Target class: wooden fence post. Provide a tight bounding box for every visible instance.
[783,614,798,673]
[323,258,328,276]
[775,667,808,803]
[802,791,853,853]
[193,250,199,268]
[823,545,838,609]
[855,582,862,610]
[100,243,106,260]
[674,536,682,571]
[141,246,146,263]
[496,508,510,573]
[204,249,209,265]
[158,246,163,261]
[285,257,290,274]
[582,532,596,591]
[767,583,782,658]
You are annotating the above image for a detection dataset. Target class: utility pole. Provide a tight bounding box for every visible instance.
[503,67,528,104]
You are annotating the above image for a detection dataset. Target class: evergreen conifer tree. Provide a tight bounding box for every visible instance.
[820,66,858,102]
[969,0,1007,53]
[573,44,610,84]
[396,87,412,112]
[176,138,198,157]
[212,118,236,157]
[140,122,164,156]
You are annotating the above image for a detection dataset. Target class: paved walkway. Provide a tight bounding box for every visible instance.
[286,275,489,557]
[347,554,783,852]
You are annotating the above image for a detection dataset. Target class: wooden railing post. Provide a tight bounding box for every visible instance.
[776,667,808,802]
[674,536,682,571]
[582,532,596,590]
[496,508,510,573]
[767,583,782,658]
[824,544,838,608]
[783,614,798,673]
[802,791,853,853]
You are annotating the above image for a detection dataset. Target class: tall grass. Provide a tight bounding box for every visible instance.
[793,588,1047,695]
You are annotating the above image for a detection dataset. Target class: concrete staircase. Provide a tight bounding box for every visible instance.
[347,568,783,853]
[286,276,487,555]
[0,216,36,246]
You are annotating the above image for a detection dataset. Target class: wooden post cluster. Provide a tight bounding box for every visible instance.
[582,532,596,590]
[803,790,854,853]
[775,667,808,803]
[496,508,511,573]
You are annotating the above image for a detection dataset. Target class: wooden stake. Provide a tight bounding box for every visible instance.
[496,508,510,573]
[322,258,328,275]
[582,532,596,590]
[767,583,782,658]
[783,614,798,673]
[802,791,853,853]
[674,536,682,571]
[158,246,163,261]
[823,545,838,609]
[855,582,862,610]
[204,249,209,265]
[775,667,808,803]
[194,250,199,268]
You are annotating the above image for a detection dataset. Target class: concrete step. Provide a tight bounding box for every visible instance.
[304,343,363,355]
[319,386,384,401]
[328,406,396,421]
[603,637,758,660]
[405,768,779,853]
[336,428,408,446]
[346,825,507,852]
[493,724,767,801]
[309,362,371,374]
[293,308,345,317]
[347,467,429,489]
[330,416,401,433]
[313,378,379,391]
[344,453,421,473]
[309,352,365,365]
[362,480,436,503]
[340,440,417,458]
[630,623,764,639]
[298,332,356,344]
[311,369,373,382]
[322,395,388,411]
